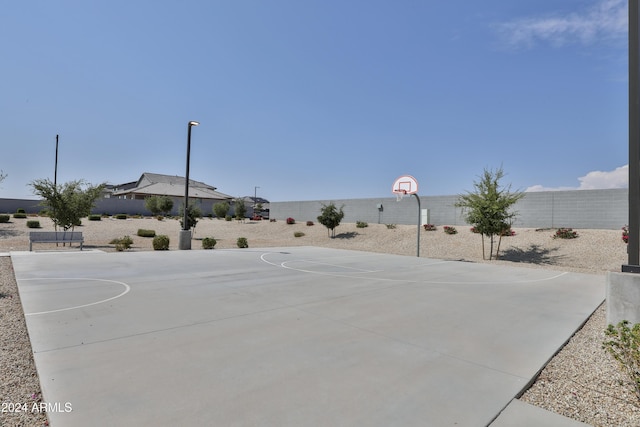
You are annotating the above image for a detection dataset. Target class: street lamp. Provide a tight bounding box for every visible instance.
[254,186,260,215]
[179,120,199,250]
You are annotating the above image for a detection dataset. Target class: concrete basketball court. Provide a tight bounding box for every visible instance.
[11,247,602,426]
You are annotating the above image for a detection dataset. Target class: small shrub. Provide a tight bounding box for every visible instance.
[88,214,102,221]
[470,226,480,233]
[115,213,128,220]
[16,208,26,214]
[553,228,578,239]
[444,226,457,235]
[0,214,10,223]
[156,215,164,221]
[270,218,277,222]
[386,224,396,229]
[237,237,248,248]
[356,221,368,228]
[225,215,232,221]
[13,213,27,219]
[137,229,156,238]
[152,235,170,250]
[423,224,436,231]
[110,235,133,251]
[500,228,515,237]
[294,231,305,237]
[286,217,295,225]
[603,320,640,400]
[623,225,629,244]
[202,237,217,249]
[26,220,41,228]
[306,221,314,226]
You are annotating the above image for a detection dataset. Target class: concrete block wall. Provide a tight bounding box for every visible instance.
[0,188,630,229]
[270,188,629,230]
[0,197,252,218]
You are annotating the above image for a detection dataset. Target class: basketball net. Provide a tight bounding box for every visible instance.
[395,189,407,202]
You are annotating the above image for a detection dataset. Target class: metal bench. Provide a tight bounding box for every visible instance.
[29,231,84,251]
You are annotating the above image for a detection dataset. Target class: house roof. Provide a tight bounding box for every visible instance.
[111,173,233,200]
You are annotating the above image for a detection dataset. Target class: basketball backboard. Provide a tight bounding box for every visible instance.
[392,175,419,195]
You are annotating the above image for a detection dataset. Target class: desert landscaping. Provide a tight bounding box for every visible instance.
[1,215,639,426]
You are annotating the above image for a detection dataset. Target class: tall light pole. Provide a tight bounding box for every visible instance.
[254,186,260,215]
[54,134,59,188]
[179,121,199,250]
[626,0,640,272]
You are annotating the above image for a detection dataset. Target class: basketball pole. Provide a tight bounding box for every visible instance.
[392,175,421,257]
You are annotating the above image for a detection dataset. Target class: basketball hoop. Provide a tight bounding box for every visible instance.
[392,175,418,202]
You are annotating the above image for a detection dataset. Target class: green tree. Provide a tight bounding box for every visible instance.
[234,199,247,220]
[145,196,161,216]
[455,167,524,260]
[179,202,202,232]
[146,195,173,216]
[30,179,105,232]
[213,201,230,219]
[158,196,174,216]
[317,202,345,238]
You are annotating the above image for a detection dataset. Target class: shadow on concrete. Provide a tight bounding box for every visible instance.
[499,244,565,265]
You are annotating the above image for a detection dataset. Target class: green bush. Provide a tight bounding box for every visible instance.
[13,213,27,219]
[553,228,578,239]
[16,208,26,214]
[225,215,232,221]
[444,226,457,235]
[0,214,9,223]
[26,220,40,228]
[115,214,128,220]
[356,221,368,228]
[110,235,133,251]
[386,224,396,229]
[152,235,170,250]
[202,237,217,249]
[294,231,305,237]
[603,320,640,400]
[137,229,156,238]
[237,237,248,248]
[88,214,102,221]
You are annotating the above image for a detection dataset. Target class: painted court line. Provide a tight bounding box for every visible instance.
[22,277,131,316]
[260,251,569,284]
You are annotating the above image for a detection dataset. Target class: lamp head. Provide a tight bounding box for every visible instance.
[189,121,199,127]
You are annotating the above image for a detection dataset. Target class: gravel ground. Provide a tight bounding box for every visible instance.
[1,216,638,426]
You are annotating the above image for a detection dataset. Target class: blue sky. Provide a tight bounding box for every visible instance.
[0,0,630,202]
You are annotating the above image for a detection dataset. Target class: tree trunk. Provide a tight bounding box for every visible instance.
[481,233,486,260]
[495,234,503,260]
[489,234,494,260]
